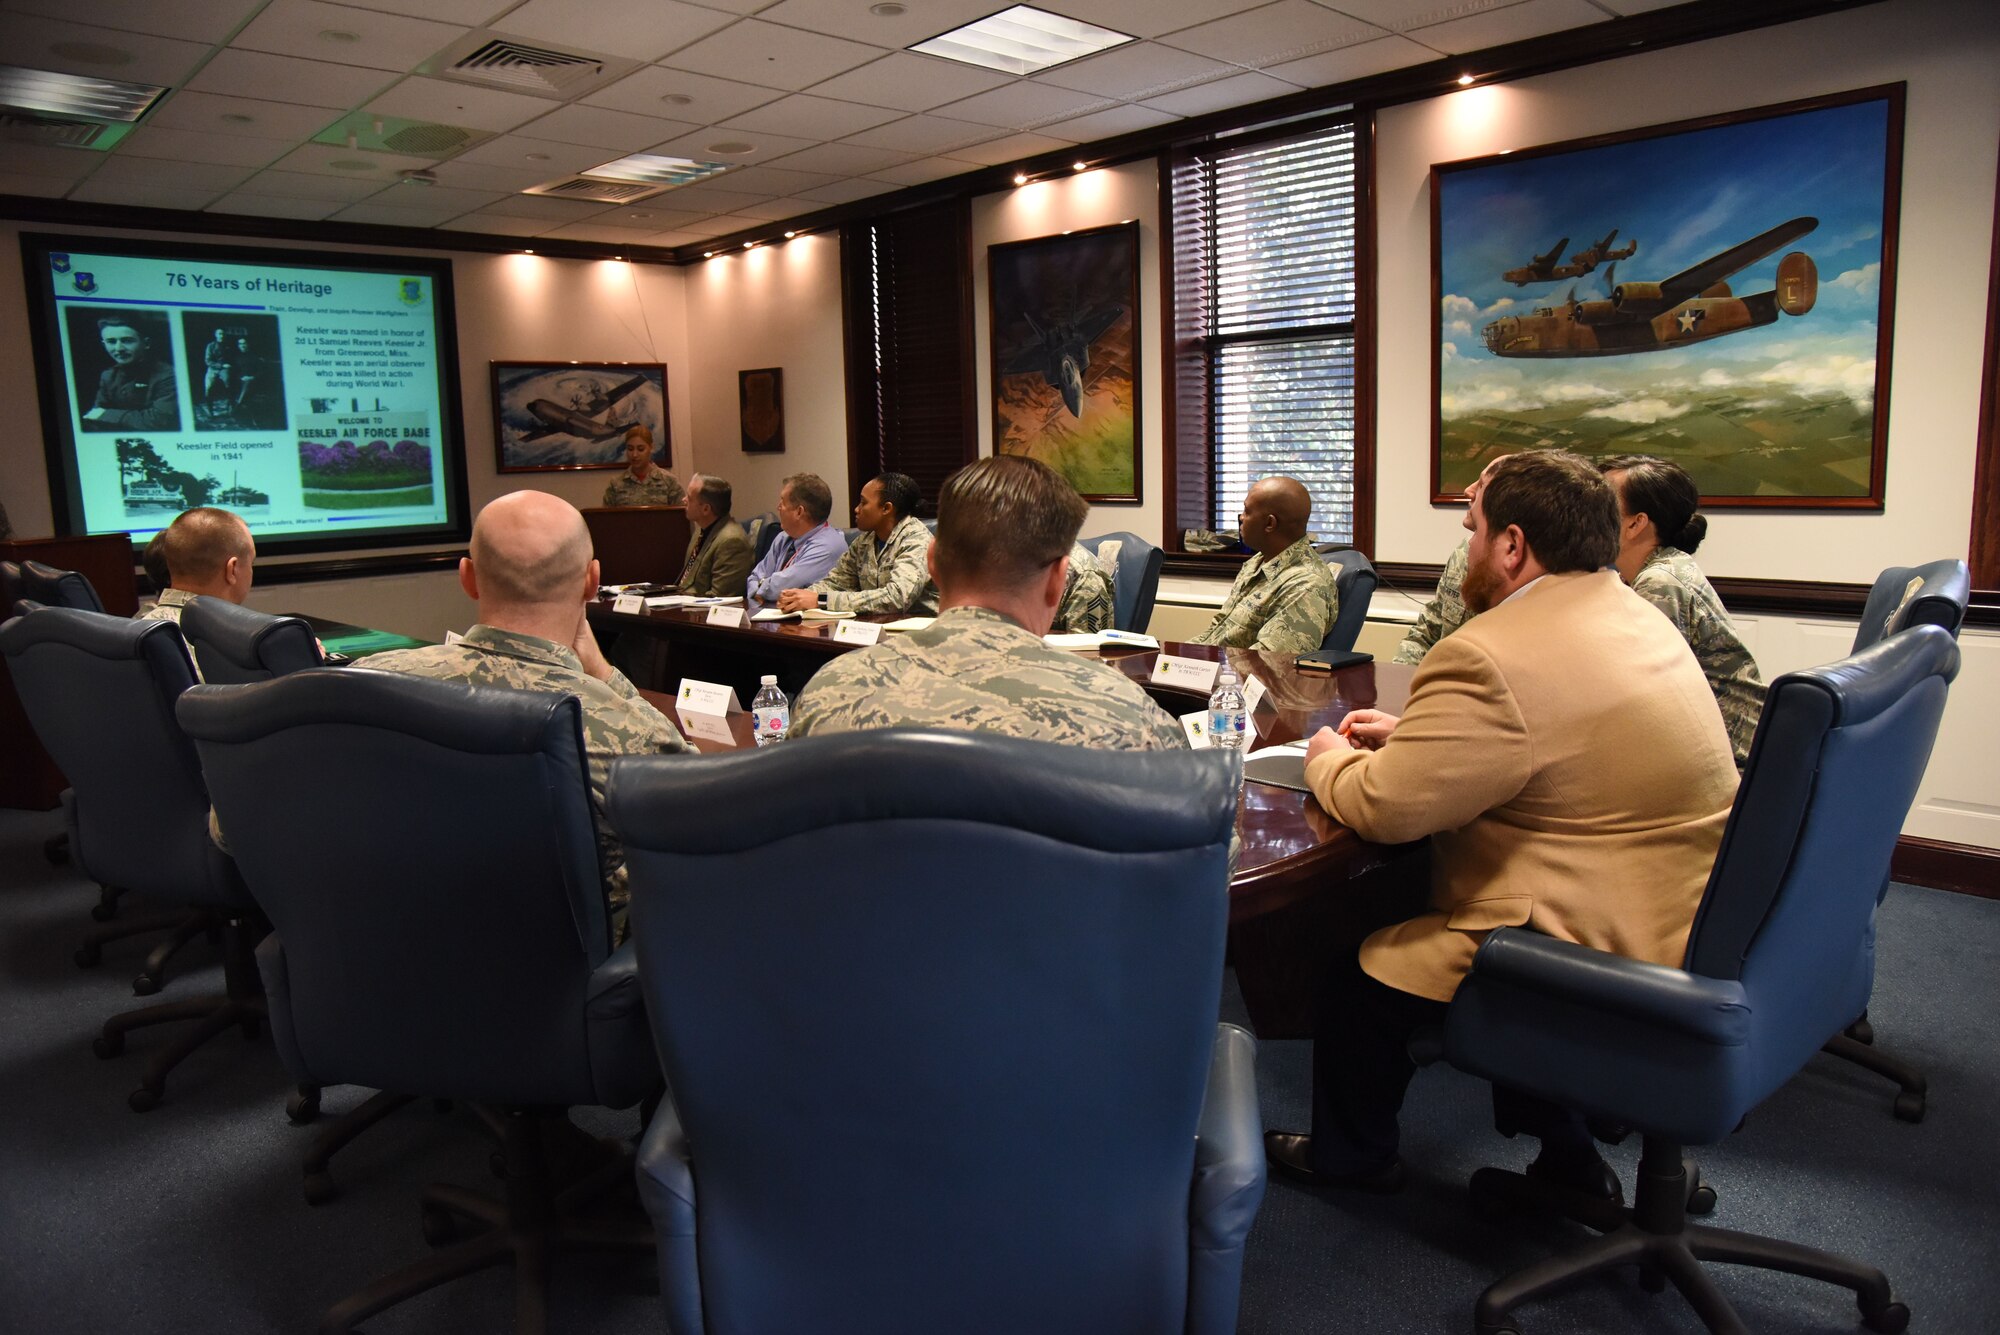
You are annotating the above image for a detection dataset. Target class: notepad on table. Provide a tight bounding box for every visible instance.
[751,607,855,622]
[1043,629,1161,651]
[881,617,934,632]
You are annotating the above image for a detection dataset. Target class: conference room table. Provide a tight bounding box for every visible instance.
[595,599,1432,1038]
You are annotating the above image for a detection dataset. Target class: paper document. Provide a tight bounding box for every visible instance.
[750,607,855,622]
[1044,629,1161,650]
[881,617,934,632]
[645,595,696,609]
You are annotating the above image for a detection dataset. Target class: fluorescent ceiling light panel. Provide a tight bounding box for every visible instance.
[583,153,733,187]
[0,64,166,123]
[911,6,1133,76]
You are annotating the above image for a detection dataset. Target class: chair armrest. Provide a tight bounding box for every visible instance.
[636,1100,704,1335]
[1467,928,1749,1046]
[584,941,658,1109]
[586,939,644,1021]
[1190,1022,1266,1248]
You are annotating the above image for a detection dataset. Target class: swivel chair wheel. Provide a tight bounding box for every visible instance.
[1687,1183,1717,1214]
[132,974,161,997]
[1892,1092,1925,1124]
[421,1205,459,1247]
[92,1032,124,1059]
[1861,1299,1910,1333]
[1474,1321,1522,1335]
[286,1088,321,1124]
[75,944,102,969]
[303,1172,337,1206]
[128,1085,161,1113]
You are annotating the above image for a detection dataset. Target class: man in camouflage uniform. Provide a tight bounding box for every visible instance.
[780,472,938,616]
[1391,538,1470,665]
[600,425,685,507]
[364,491,689,937]
[1052,540,1115,633]
[1194,476,1337,654]
[792,456,1184,751]
[136,509,256,681]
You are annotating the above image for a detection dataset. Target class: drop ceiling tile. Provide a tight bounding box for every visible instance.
[673,0,771,13]
[70,179,224,211]
[0,146,100,182]
[186,49,399,109]
[794,176,895,203]
[1036,0,1270,40]
[477,194,618,221]
[536,221,670,244]
[329,0,515,24]
[597,204,712,229]
[660,19,885,92]
[1160,1,1388,68]
[641,185,771,213]
[1591,0,1690,13]
[760,140,912,175]
[0,172,83,197]
[0,13,213,86]
[673,218,741,239]
[637,229,708,247]
[115,128,296,170]
[642,127,820,164]
[930,81,1111,131]
[493,0,737,63]
[269,141,439,178]
[802,52,1011,113]
[712,164,840,193]
[328,200,480,227]
[726,196,820,220]
[439,212,560,236]
[1264,33,1437,87]
[84,156,256,192]
[515,104,703,152]
[3,0,264,45]
[206,192,350,220]
[149,91,345,142]
[420,159,555,192]
[229,0,466,73]
[235,168,392,202]
[865,156,977,187]
[454,136,610,175]
[941,131,1079,167]
[1408,0,1608,54]
[582,66,783,123]
[752,0,999,46]
[841,113,994,156]
[371,183,506,212]
[1318,0,1504,30]
[362,77,555,134]
[1035,102,1180,141]
[721,93,902,139]
[1139,69,1302,116]
[1033,41,1236,99]
[701,213,773,234]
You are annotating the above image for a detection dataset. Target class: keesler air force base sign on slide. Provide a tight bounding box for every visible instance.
[46,245,453,545]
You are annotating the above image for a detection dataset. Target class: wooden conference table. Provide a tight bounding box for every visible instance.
[593,600,1432,1038]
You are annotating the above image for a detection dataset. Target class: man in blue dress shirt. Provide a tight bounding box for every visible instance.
[746,472,847,608]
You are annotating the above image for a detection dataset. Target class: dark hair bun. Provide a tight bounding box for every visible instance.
[1671,511,1708,554]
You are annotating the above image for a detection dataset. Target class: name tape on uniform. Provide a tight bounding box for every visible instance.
[832,619,883,646]
[676,678,739,717]
[1151,654,1220,692]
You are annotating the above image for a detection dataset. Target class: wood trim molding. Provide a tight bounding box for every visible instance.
[246,551,466,587]
[1970,140,2000,591]
[1893,836,2000,899]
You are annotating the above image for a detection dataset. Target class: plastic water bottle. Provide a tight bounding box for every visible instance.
[1208,668,1247,756]
[750,675,789,747]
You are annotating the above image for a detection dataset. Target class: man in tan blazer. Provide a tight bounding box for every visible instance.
[679,473,752,598]
[1266,449,1738,1194]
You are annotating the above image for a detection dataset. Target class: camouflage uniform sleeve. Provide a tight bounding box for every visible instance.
[812,536,864,595]
[1249,569,1338,654]
[824,526,933,614]
[601,477,621,506]
[598,670,691,753]
[1054,553,1115,633]
[1393,540,1470,665]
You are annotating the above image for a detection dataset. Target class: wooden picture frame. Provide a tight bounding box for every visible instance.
[988,221,1142,504]
[1431,85,1904,508]
[491,360,669,473]
[739,367,784,453]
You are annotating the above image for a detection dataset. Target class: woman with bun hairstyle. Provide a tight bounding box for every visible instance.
[1598,454,1766,768]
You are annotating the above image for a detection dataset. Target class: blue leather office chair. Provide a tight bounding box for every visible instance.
[608,730,1263,1335]
[0,607,264,1110]
[179,668,658,1334]
[15,559,105,613]
[1820,557,1973,1122]
[179,596,322,683]
[1442,626,1956,1335]
[1319,548,1378,652]
[1080,530,1164,633]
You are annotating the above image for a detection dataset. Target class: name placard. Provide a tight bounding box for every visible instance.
[1151,654,1221,693]
[832,619,883,646]
[1178,710,1212,749]
[1243,673,1271,715]
[705,604,747,627]
[676,709,736,746]
[612,594,644,615]
[676,678,739,717]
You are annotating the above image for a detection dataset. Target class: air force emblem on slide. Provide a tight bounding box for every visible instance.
[50,254,70,274]
[72,272,97,294]
[399,278,423,305]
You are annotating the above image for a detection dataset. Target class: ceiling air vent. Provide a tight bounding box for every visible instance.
[427,32,639,100]
[522,176,669,204]
[0,110,125,149]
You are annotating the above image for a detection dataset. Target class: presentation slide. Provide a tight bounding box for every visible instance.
[24,233,469,557]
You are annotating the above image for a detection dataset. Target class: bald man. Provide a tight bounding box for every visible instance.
[1193,476,1338,654]
[364,491,689,938]
[137,507,256,632]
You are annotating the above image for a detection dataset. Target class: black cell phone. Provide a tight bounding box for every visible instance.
[1295,648,1372,673]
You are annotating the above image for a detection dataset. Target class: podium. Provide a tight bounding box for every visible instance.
[580,505,690,586]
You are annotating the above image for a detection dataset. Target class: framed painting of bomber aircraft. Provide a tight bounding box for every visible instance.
[989,221,1142,503]
[491,361,669,474]
[1431,85,1904,508]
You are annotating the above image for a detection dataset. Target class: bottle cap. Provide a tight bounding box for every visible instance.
[760,674,777,684]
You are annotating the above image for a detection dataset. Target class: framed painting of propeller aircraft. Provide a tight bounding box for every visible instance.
[491,360,669,474]
[1432,85,1903,508]
[989,221,1141,503]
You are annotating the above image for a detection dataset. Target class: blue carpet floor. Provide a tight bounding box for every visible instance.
[2,805,1995,1333]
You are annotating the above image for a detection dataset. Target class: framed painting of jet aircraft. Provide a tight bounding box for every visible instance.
[490,360,670,473]
[988,221,1141,503]
[1432,85,1903,508]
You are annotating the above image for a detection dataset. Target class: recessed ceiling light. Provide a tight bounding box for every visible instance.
[221,112,255,125]
[743,241,755,249]
[1457,73,1475,86]
[319,29,361,44]
[584,152,734,187]
[627,212,650,220]
[783,230,796,239]
[706,140,755,156]
[870,2,907,14]
[1072,160,1087,172]
[0,63,165,122]
[50,42,131,67]
[1012,171,1029,186]
[660,93,693,106]
[703,251,715,258]
[523,249,535,254]
[525,152,550,161]
[912,5,1132,77]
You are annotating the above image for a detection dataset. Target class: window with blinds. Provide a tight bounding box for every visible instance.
[1166,115,1369,552]
[839,200,976,518]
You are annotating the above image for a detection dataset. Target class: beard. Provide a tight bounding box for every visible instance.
[1461,552,1502,614]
